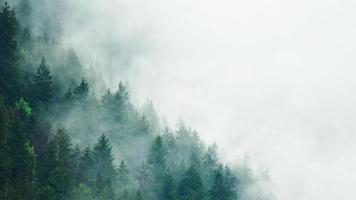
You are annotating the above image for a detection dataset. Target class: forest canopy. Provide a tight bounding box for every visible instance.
[0,1,270,200]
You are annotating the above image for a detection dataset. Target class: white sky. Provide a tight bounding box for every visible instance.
[62,0,356,199]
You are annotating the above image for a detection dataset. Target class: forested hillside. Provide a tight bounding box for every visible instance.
[0,1,265,200]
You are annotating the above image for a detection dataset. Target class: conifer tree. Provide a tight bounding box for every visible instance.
[177,166,204,200]
[0,2,20,103]
[79,146,94,186]
[52,128,75,199]
[117,160,130,188]
[209,167,226,200]
[0,96,12,200]
[74,78,89,100]
[92,134,116,184]
[33,57,52,104]
[36,139,58,200]
[148,135,168,182]
[161,174,177,200]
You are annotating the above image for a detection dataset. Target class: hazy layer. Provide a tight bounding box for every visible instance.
[58,0,356,199]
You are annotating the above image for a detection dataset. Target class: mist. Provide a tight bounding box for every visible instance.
[48,0,356,200]
[5,0,356,199]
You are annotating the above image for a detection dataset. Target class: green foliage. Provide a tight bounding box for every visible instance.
[15,97,31,115]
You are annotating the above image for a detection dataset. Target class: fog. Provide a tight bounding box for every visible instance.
[52,0,356,199]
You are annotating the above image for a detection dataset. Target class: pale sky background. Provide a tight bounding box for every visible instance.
[60,0,356,199]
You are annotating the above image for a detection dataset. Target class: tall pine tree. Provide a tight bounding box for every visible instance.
[0,2,20,103]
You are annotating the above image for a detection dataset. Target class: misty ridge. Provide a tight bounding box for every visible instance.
[0,0,273,200]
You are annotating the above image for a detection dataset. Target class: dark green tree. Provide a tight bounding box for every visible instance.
[36,139,58,200]
[78,146,94,186]
[0,2,20,103]
[177,166,204,200]
[161,174,177,200]
[208,166,238,200]
[95,173,115,200]
[33,57,52,104]
[92,134,116,184]
[74,78,89,100]
[209,167,226,200]
[0,96,12,200]
[52,128,75,199]
[148,135,167,175]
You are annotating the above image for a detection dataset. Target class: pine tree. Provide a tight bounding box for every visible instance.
[33,57,52,104]
[36,139,58,200]
[2,97,36,200]
[208,166,238,200]
[117,160,130,188]
[74,78,89,101]
[203,144,219,187]
[161,174,177,200]
[209,167,226,200]
[135,162,151,195]
[0,2,20,103]
[72,145,82,185]
[78,146,94,186]
[52,128,75,199]
[223,166,237,200]
[92,134,116,185]
[148,135,167,175]
[0,96,11,200]
[148,136,169,199]
[177,166,204,200]
[95,173,115,200]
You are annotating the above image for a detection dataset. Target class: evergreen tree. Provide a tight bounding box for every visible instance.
[177,166,204,200]
[117,160,130,188]
[224,166,238,200]
[148,135,167,175]
[36,139,58,200]
[208,166,238,200]
[135,162,151,195]
[2,97,36,200]
[95,173,115,200]
[74,78,89,100]
[203,144,219,187]
[0,96,12,200]
[209,167,226,200]
[161,174,177,200]
[33,57,52,104]
[147,135,168,199]
[0,2,20,103]
[78,146,94,186]
[92,134,116,185]
[52,128,75,199]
